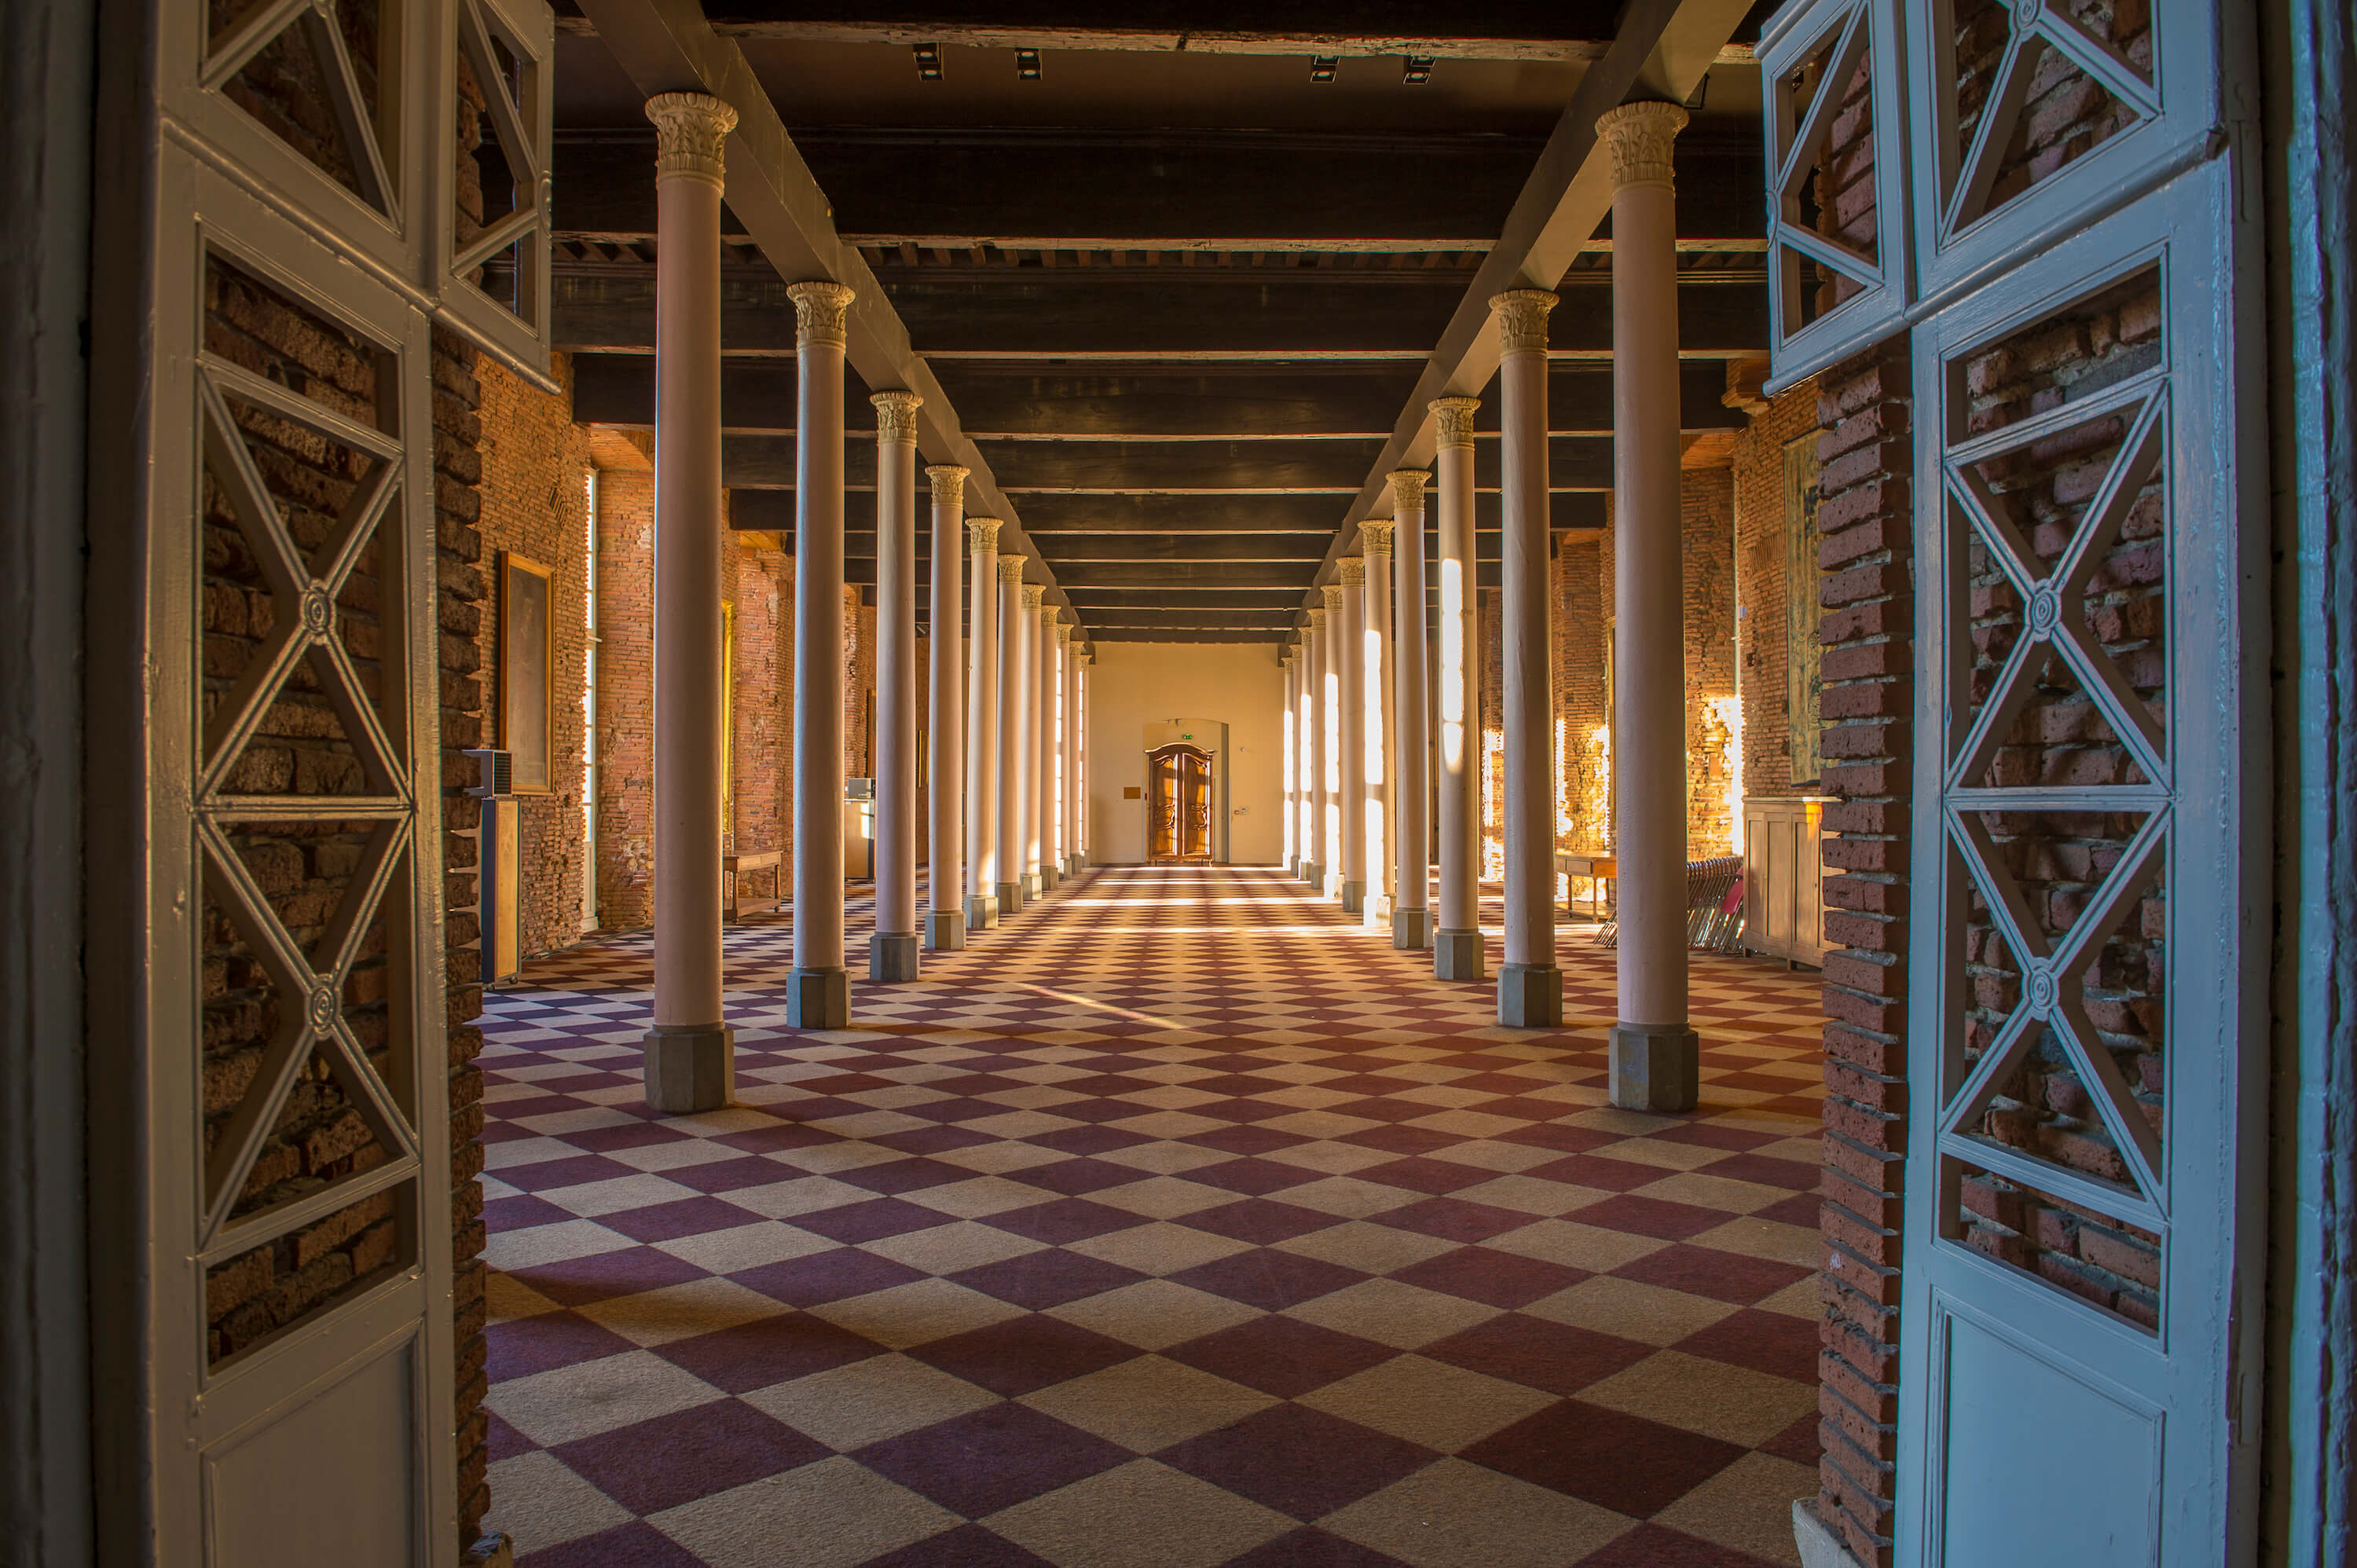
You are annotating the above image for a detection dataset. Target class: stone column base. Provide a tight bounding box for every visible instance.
[1340,879,1365,914]
[1434,929,1486,980]
[997,879,1025,914]
[965,892,1000,929]
[926,910,966,951]
[1041,863,1061,891]
[1609,1020,1699,1111]
[643,1022,735,1112]
[871,931,920,982]
[1023,870,1043,898]
[786,967,850,1029]
[1365,892,1394,927]
[1285,855,1298,877]
[1299,860,1321,888]
[1792,1500,1869,1568]
[1497,963,1563,1028]
[1392,908,1432,950]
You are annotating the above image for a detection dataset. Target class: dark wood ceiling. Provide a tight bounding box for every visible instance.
[544,3,1776,643]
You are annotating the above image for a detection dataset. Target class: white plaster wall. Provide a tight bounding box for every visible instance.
[1086,642,1286,865]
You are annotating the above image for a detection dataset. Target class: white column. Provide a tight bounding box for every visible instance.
[1431,397,1483,980]
[995,558,1028,914]
[1600,101,1698,1108]
[1389,470,1432,950]
[926,466,968,951]
[1359,526,1395,929]
[869,390,922,982]
[1281,647,1300,876]
[1058,625,1079,875]
[642,92,737,1110]
[1318,590,1345,894]
[786,278,857,1029]
[1336,562,1368,910]
[1074,651,1091,866]
[1491,288,1561,1028]
[1036,602,1061,891]
[1299,609,1325,886]
[1022,586,1049,894]
[964,518,1002,929]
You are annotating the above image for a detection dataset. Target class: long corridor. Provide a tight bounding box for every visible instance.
[478,866,1827,1568]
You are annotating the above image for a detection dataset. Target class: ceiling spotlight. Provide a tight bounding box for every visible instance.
[1403,55,1435,85]
[1309,56,1340,83]
[1015,47,1043,80]
[913,42,944,80]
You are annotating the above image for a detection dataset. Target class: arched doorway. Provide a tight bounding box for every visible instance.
[1146,742,1215,862]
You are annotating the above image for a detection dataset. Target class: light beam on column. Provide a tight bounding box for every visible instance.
[964,518,1003,929]
[1491,288,1563,1028]
[641,91,737,1112]
[869,390,922,983]
[1600,101,1699,1109]
[1281,646,1300,878]
[1319,586,1347,900]
[926,465,969,951]
[1301,606,1327,889]
[1023,584,1050,896]
[1388,470,1434,951]
[995,558,1029,916]
[1359,525,1395,930]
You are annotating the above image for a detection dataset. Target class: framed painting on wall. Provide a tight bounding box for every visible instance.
[499,551,555,793]
[1783,434,1824,784]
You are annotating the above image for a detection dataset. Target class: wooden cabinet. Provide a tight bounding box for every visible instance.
[1743,797,1831,967]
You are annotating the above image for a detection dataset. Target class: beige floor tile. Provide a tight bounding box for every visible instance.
[959,1110,1088,1140]
[1632,1170,1795,1214]
[1262,1140,1402,1175]
[1105,1109,1233,1140]
[574,1277,784,1346]
[1275,1176,1421,1219]
[1321,1458,1632,1568]
[1521,1276,1737,1346]
[1020,1354,1278,1453]
[652,1456,959,1568]
[536,1172,703,1218]
[900,1174,1063,1218]
[805,1110,939,1141]
[486,1271,560,1324]
[935,1140,1076,1175]
[715,1174,877,1220]
[1274,1221,1461,1275]
[1047,1279,1265,1350]
[1578,1350,1818,1446]
[1402,1110,1530,1138]
[1422,1139,1568,1174]
[978,1083,1094,1111]
[984,1459,1293,1568]
[1113,1084,1231,1112]
[654,1220,841,1275]
[805,1277,1027,1349]
[1066,1222,1254,1277]
[742,1353,998,1451]
[1651,1451,1818,1568]
[1284,1278,1501,1350]
[769,1140,921,1176]
[858,1218,1045,1275]
[486,1349,724,1446]
[1451,1174,1613,1217]
[1754,1276,1822,1320]
[1689,1215,1822,1268]
[481,1218,638,1273]
[1098,1140,1240,1175]
[1587,1137,1731,1172]
[1299,1354,1554,1453]
[1555,1108,1686,1138]
[1480,1219,1669,1273]
[482,1449,632,1554]
[1255,1111,1387,1140]
[1089,1176,1236,1220]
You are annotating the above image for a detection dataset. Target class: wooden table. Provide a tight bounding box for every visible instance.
[1554,850,1618,920]
[724,848,783,922]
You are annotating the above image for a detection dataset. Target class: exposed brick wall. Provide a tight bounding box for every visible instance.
[1734,379,1827,799]
[1479,586,1505,881]
[1811,342,1912,1568]
[1555,536,1608,853]
[845,587,875,782]
[593,469,655,929]
[1682,467,1738,855]
[727,537,797,883]
[473,353,592,955]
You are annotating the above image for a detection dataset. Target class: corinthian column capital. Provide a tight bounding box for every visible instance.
[645,93,736,186]
[1359,521,1394,556]
[1307,606,1328,631]
[1338,556,1367,586]
[1429,397,1480,449]
[929,465,970,507]
[1595,101,1688,190]
[1054,621,1072,643]
[787,280,856,347]
[872,390,923,442]
[997,555,1027,586]
[1385,468,1429,515]
[1020,584,1045,612]
[966,516,1001,551]
[1322,584,1347,611]
[1489,289,1559,355]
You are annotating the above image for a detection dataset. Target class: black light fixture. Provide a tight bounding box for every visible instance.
[1309,55,1340,83]
[912,41,944,80]
[1015,46,1043,80]
[1685,71,1710,111]
[1403,55,1435,85]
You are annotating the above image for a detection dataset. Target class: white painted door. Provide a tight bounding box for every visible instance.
[1893,3,2266,1561]
[97,0,550,1559]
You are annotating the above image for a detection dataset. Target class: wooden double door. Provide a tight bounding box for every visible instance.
[1147,743,1214,863]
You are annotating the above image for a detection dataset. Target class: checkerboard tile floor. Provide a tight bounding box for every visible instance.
[480,865,1827,1568]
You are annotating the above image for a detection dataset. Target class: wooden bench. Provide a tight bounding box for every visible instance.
[724,848,783,922]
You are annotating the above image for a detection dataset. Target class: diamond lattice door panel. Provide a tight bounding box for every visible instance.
[1758,0,1912,384]
[1899,148,2263,1566]
[439,0,555,367]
